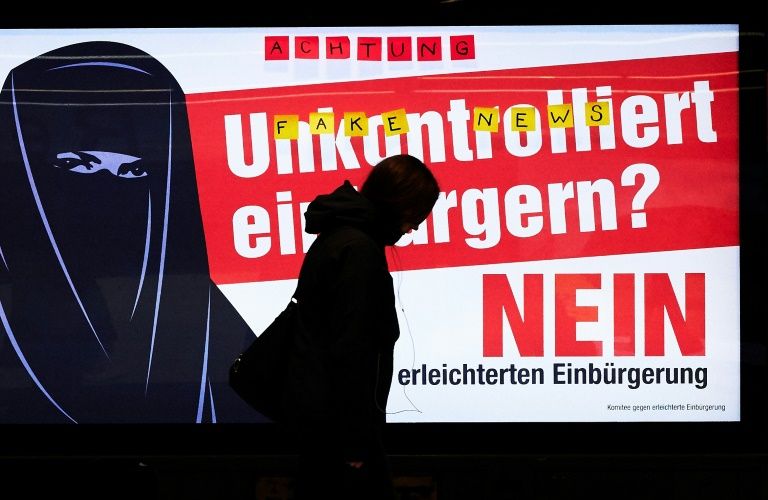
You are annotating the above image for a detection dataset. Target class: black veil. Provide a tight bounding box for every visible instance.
[0,41,262,423]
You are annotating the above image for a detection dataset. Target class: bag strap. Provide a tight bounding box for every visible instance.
[292,280,304,304]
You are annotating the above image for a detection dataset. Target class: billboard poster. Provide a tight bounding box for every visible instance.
[0,25,739,423]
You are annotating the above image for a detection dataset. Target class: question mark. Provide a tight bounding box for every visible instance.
[620,163,660,228]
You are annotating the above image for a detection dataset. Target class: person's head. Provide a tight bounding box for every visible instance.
[361,154,440,238]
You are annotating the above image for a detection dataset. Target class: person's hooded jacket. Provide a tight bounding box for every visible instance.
[285,180,401,460]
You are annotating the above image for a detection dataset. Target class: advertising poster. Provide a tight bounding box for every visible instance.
[0,25,739,423]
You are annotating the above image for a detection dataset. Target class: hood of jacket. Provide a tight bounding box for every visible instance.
[304,180,401,245]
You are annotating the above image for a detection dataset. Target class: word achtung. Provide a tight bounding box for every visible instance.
[264,34,475,61]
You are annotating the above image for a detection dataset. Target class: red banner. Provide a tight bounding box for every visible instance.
[187,52,738,284]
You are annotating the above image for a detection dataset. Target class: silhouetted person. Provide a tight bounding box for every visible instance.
[284,154,440,499]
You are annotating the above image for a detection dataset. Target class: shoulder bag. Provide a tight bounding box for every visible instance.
[229,296,300,421]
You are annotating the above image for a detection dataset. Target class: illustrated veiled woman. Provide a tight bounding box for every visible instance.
[0,42,260,423]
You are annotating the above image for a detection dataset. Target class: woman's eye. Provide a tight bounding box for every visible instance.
[117,163,148,178]
[53,155,96,173]
[55,158,77,168]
